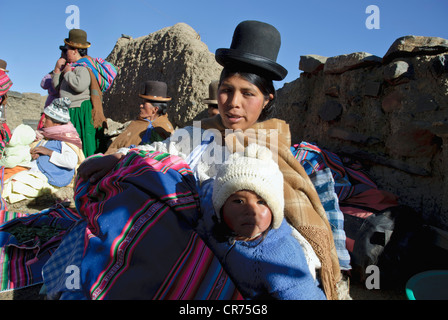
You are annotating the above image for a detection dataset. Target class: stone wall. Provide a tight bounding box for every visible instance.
[274,36,448,229]
[4,91,46,129]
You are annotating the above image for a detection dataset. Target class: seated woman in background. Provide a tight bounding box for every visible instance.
[2,97,84,204]
[105,80,174,155]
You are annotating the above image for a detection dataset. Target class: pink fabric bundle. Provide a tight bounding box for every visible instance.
[36,122,82,149]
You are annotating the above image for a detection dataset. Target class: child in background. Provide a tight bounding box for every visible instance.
[196,144,326,300]
[2,97,84,203]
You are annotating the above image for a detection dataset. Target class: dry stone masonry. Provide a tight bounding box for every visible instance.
[275,35,448,229]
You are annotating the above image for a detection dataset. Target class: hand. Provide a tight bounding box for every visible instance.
[62,63,72,74]
[77,153,124,184]
[54,58,67,73]
[30,146,53,159]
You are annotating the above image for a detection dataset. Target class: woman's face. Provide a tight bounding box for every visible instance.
[66,46,80,63]
[207,105,219,118]
[43,115,60,128]
[218,74,272,131]
[222,190,272,240]
[139,100,158,120]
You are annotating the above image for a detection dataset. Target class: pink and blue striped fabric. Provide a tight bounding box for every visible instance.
[291,141,377,201]
[1,149,242,299]
[71,57,117,92]
[0,206,81,291]
[0,71,12,96]
[46,149,242,300]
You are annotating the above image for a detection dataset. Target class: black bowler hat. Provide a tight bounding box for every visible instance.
[139,80,172,102]
[215,20,288,81]
[203,80,219,104]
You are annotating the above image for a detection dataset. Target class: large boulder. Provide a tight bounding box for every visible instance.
[383,35,448,63]
[103,23,222,128]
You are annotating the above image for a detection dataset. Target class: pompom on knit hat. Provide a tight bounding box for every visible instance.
[212,143,285,229]
[44,97,71,123]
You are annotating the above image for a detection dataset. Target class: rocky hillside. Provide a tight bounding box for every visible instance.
[4,25,448,232]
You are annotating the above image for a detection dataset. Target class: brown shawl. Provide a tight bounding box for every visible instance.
[105,115,174,155]
[201,115,341,300]
[87,67,107,129]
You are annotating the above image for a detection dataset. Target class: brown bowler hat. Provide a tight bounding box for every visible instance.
[0,59,9,72]
[203,80,219,105]
[139,81,172,102]
[64,29,91,49]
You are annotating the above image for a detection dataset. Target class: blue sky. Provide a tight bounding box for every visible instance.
[2,0,448,94]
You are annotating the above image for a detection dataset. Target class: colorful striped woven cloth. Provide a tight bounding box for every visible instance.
[0,72,12,96]
[42,149,242,300]
[291,141,377,201]
[0,123,12,158]
[291,141,384,271]
[71,56,117,92]
[0,206,80,291]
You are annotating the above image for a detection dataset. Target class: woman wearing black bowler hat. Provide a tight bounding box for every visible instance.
[104,80,174,155]
[202,20,342,300]
[74,20,341,300]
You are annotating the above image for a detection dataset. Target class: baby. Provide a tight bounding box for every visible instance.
[196,144,326,300]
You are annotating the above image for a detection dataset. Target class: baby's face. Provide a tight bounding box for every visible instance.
[222,190,272,240]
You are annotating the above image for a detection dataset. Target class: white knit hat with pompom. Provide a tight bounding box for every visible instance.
[212,143,284,229]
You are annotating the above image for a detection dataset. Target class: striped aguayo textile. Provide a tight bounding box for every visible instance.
[42,149,241,299]
[0,206,81,291]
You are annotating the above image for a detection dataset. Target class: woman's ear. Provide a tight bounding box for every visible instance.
[263,93,274,109]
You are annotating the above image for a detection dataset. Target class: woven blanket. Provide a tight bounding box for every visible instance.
[0,72,12,96]
[42,149,241,300]
[0,123,11,155]
[0,205,80,291]
[291,142,377,201]
[308,168,351,270]
[71,56,117,92]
